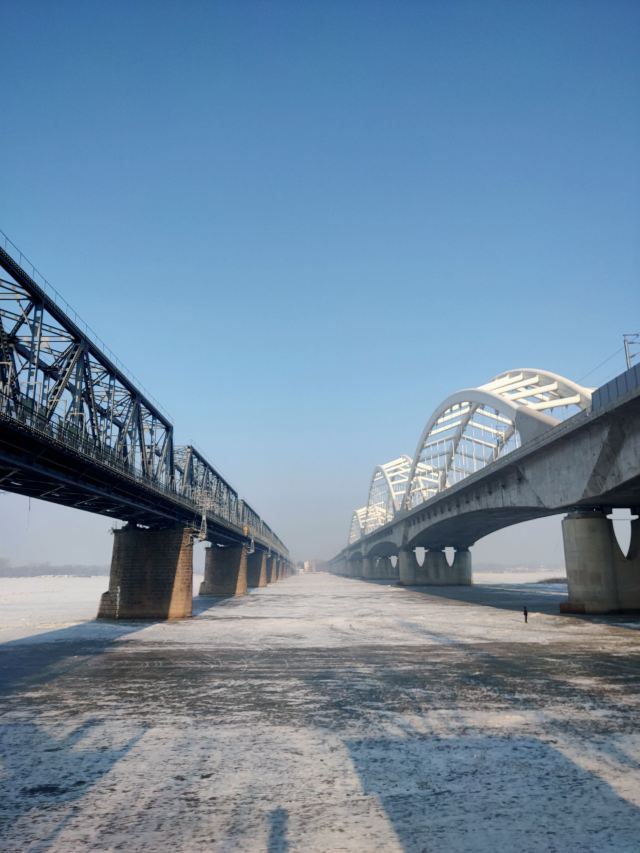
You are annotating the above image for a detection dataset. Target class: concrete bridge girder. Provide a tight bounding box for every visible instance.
[399,400,640,552]
[336,372,640,610]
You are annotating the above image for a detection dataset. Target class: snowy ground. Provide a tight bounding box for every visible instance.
[1,572,640,852]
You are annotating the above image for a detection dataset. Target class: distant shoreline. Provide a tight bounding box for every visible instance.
[0,566,108,578]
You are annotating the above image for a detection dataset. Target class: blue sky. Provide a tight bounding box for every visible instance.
[1,0,639,565]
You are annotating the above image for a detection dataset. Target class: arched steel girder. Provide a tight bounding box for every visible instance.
[481,368,592,412]
[364,455,412,534]
[348,506,369,544]
[405,369,593,511]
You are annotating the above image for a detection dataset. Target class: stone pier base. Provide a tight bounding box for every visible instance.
[98,524,194,620]
[267,556,278,584]
[562,511,640,613]
[247,551,268,588]
[199,545,248,597]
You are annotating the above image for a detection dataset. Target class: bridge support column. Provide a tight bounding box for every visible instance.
[398,548,418,585]
[362,556,375,579]
[417,549,447,584]
[382,556,399,580]
[266,556,277,583]
[451,548,472,585]
[562,511,640,613]
[247,551,268,588]
[351,556,364,578]
[199,544,248,597]
[97,524,194,620]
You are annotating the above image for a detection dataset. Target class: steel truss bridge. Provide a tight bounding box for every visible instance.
[0,231,288,560]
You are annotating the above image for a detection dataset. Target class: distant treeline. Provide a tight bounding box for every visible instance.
[0,558,108,577]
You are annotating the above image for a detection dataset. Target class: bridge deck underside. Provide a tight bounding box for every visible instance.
[0,418,254,548]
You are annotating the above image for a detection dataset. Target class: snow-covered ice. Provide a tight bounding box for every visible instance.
[1,572,640,851]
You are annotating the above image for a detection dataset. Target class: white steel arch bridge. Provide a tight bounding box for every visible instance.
[348,368,593,545]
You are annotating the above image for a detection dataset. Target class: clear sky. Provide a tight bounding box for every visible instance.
[1,0,639,567]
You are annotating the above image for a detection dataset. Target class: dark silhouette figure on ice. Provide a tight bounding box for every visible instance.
[523,606,528,623]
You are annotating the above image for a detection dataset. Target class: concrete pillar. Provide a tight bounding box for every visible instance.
[267,555,278,583]
[98,524,193,620]
[247,551,268,588]
[415,549,442,583]
[378,555,399,580]
[398,548,418,585]
[451,548,472,585]
[562,511,640,613]
[351,557,364,578]
[199,544,248,597]
[362,555,375,579]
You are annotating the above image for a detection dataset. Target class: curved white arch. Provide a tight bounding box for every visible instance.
[364,455,412,534]
[349,507,368,544]
[405,369,593,511]
[480,368,592,412]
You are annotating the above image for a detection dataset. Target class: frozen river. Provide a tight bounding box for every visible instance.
[1,572,640,851]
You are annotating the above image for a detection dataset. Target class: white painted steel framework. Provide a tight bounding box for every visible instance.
[349,507,369,544]
[364,456,412,533]
[349,369,593,541]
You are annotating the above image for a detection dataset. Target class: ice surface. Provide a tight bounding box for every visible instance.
[1,572,640,852]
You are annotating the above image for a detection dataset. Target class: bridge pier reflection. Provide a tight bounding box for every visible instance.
[562,510,640,613]
[97,524,194,620]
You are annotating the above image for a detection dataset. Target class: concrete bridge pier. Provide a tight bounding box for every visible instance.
[382,556,399,580]
[349,555,364,578]
[337,556,350,576]
[373,555,398,580]
[267,556,278,583]
[562,510,640,613]
[398,548,418,584]
[362,556,375,579]
[419,549,448,584]
[199,544,248,597]
[98,524,194,620]
[247,551,268,588]
[399,547,472,586]
[450,548,472,584]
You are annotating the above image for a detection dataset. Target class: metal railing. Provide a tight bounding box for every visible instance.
[0,388,286,554]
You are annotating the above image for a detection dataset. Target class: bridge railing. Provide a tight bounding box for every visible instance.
[0,387,286,555]
[0,391,287,553]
